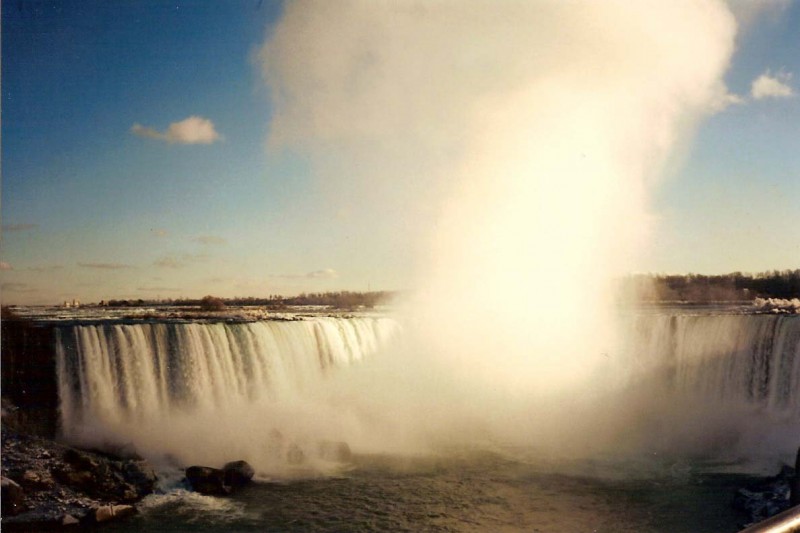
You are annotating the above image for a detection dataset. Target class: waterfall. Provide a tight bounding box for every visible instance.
[53,311,799,467]
[604,312,800,461]
[619,312,800,416]
[55,316,399,469]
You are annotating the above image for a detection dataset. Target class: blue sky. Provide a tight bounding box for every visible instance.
[1,0,798,305]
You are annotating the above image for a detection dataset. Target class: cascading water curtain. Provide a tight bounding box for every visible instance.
[55,317,400,444]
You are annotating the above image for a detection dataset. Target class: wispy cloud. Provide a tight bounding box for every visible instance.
[307,268,339,279]
[154,257,183,269]
[27,265,64,272]
[78,262,133,270]
[751,70,795,99]
[137,286,181,292]
[193,235,227,246]
[154,253,211,269]
[271,268,339,280]
[150,228,169,237]
[2,223,38,232]
[132,116,222,145]
[0,261,12,271]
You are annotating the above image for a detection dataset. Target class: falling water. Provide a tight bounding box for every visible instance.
[620,313,800,415]
[53,310,799,468]
[54,316,399,470]
[591,311,800,463]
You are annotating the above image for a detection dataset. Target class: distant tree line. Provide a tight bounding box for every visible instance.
[102,291,395,310]
[626,269,800,302]
[225,291,395,309]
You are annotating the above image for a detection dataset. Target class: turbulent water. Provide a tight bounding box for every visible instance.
[52,310,800,532]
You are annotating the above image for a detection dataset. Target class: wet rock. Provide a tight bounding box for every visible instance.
[223,460,255,487]
[94,504,136,523]
[318,441,353,462]
[123,460,158,493]
[733,464,795,525]
[186,466,231,495]
[2,476,26,516]
[63,448,100,471]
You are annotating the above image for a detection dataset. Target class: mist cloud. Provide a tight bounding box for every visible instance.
[132,116,221,145]
[257,0,739,448]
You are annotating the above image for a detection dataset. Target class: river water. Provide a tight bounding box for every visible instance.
[105,450,755,533]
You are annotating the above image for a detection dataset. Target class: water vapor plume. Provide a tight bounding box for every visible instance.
[258,0,738,453]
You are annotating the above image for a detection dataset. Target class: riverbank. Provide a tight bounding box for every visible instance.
[1,408,158,530]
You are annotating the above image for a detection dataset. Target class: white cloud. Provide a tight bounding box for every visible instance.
[709,85,745,113]
[306,268,338,279]
[132,116,221,145]
[751,70,795,99]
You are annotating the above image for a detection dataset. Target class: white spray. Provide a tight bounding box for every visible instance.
[258,0,741,453]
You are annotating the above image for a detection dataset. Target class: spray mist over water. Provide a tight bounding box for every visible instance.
[258,1,745,455]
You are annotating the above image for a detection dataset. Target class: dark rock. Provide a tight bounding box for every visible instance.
[223,460,255,487]
[63,448,100,471]
[1,318,60,438]
[20,469,55,491]
[2,476,26,516]
[185,466,231,495]
[90,442,143,461]
[123,460,158,495]
[792,446,800,507]
[318,441,353,462]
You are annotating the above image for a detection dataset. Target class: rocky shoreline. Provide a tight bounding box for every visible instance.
[1,421,158,530]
